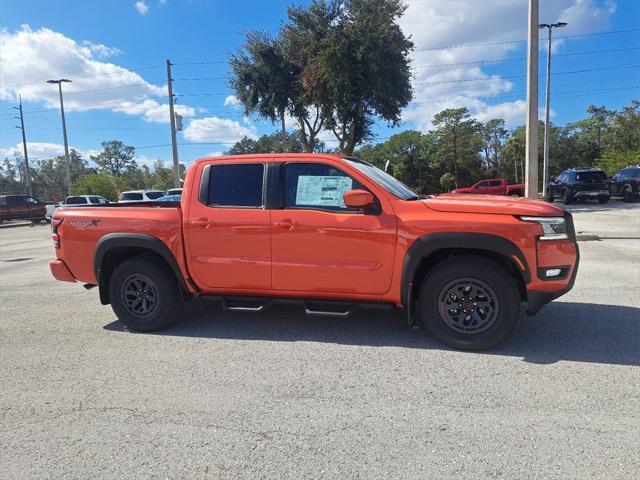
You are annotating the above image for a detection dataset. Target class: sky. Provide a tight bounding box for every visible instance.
[1,0,639,168]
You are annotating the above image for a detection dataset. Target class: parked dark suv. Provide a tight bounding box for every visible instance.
[546,168,610,205]
[609,165,640,202]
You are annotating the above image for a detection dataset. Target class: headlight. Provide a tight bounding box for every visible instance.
[520,216,568,240]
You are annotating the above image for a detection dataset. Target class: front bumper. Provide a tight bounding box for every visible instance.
[527,241,580,315]
[50,259,76,283]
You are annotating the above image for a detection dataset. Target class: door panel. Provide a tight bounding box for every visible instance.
[185,163,271,290]
[271,210,396,294]
[271,161,397,295]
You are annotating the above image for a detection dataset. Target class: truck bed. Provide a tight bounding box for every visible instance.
[54,204,187,285]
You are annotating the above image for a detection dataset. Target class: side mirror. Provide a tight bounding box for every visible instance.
[343,189,374,209]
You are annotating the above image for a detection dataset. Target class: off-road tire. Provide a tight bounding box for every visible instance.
[109,254,182,332]
[416,255,521,350]
[598,196,609,204]
[562,189,573,205]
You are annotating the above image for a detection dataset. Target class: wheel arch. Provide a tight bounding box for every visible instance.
[401,233,531,309]
[94,233,190,305]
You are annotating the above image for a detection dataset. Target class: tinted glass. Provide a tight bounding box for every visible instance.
[208,164,264,207]
[284,163,363,210]
[0,197,6,205]
[620,167,640,178]
[575,171,606,183]
[146,191,165,200]
[120,192,143,201]
[488,180,502,187]
[65,196,88,204]
[6,196,25,205]
[344,159,417,200]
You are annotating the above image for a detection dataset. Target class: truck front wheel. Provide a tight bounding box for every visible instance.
[416,256,520,350]
[109,255,181,332]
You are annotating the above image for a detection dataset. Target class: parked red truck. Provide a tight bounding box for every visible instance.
[49,154,579,350]
[452,178,525,196]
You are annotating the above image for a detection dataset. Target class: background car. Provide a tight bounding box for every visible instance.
[546,167,610,205]
[118,190,166,203]
[0,194,47,223]
[166,188,183,196]
[609,165,640,202]
[155,194,181,202]
[45,195,110,221]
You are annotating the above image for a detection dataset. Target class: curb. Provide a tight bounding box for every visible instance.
[0,221,41,230]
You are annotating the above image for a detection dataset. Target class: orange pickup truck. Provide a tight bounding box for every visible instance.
[50,154,579,350]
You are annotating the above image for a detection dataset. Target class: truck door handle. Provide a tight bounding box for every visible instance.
[273,219,293,229]
[190,218,214,228]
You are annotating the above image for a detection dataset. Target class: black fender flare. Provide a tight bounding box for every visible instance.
[400,232,531,307]
[94,233,189,303]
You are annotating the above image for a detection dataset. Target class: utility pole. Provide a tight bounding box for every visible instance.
[539,22,568,198]
[47,79,72,196]
[166,59,181,188]
[524,0,539,199]
[14,95,32,196]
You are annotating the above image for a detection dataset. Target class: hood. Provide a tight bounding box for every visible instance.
[423,193,566,216]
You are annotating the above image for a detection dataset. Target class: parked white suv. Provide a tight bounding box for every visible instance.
[45,195,109,221]
[118,190,166,203]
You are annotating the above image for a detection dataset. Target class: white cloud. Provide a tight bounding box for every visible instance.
[0,26,195,124]
[134,1,149,15]
[224,95,241,107]
[0,142,94,160]
[183,117,257,144]
[399,0,615,129]
[80,41,121,58]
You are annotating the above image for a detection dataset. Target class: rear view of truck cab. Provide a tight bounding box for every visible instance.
[50,154,579,351]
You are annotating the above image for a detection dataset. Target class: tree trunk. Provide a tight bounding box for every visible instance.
[280,112,287,153]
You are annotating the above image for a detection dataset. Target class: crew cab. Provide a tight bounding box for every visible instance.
[0,194,46,223]
[49,154,579,350]
[452,178,524,196]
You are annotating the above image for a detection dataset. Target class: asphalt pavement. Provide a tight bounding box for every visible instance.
[1,200,639,479]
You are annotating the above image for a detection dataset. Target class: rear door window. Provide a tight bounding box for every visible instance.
[65,196,88,205]
[207,163,264,208]
[120,192,143,201]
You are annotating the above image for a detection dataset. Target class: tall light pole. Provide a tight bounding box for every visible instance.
[47,78,72,196]
[524,0,539,199]
[539,22,568,198]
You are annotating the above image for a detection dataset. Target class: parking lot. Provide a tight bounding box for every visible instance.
[1,201,639,479]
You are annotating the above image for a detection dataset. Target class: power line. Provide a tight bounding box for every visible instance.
[414,46,640,69]
[414,28,640,51]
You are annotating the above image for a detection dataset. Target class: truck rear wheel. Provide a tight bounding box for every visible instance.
[109,255,181,332]
[416,256,520,350]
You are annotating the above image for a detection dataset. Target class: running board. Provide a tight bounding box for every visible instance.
[199,295,394,317]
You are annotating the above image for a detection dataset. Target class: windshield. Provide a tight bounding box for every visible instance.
[344,158,419,200]
[146,191,165,200]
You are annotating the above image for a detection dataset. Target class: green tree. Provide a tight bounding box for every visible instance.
[316,0,413,154]
[90,140,136,176]
[432,108,483,188]
[596,149,640,175]
[227,130,323,155]
[230,32,299,151]
[71,173,124,201]
[482,119,508,174]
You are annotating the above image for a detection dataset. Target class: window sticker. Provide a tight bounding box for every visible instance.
[296,175,353,207]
